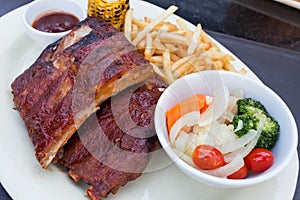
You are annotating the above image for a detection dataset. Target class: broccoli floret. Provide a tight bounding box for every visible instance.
[233,114,259,137]
[256,115,280,150]
[237,98,268,116]
[232,98,280,150]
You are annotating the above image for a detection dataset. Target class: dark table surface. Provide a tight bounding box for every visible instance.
[0,0,299,199]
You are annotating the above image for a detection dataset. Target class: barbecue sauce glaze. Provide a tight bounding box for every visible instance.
[32,11,79,33]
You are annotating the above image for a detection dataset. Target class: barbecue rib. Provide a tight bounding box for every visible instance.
[56,78,166,200]
[11,17,154,168]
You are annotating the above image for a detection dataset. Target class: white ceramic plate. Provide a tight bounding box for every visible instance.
[273,0,300,9]
[0,0,298,200]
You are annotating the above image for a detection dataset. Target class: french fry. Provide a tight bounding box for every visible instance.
[223,59,237,72]
[124,8,133,42]
[163,51,174,84]
[213,60,224,70]
[144,33,154,60]
[137,39,146,49]
[158,31,190,46]
[187,24,202,55]
[132,24,138,31]
[200,42,212,51]
[173,30,188,36]
[144,16,152,23]
[150,31,158,38]
[151,63,167,80]
[132,5,178,45]
[153,37,166,51]
[206,51,234,61]
[153,49,165,55]
[159,22,179,32]
[130,31,138,39]
[164,43,179,52]
[150,56,163,64]
[171,54,195,71]
[238,68,247,75]
[170,53,181,62]
[176,18,191,32]
[200,30,211,43]
[173,60,194,79]
[174,47,189,58]
[132,17,149,28]
[191,55,213,71]
[125,5,246,84]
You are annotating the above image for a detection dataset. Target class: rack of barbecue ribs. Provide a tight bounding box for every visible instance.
[56,78,166,200]
[11,17,155,168]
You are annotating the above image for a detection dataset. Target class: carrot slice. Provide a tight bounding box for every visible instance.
[166,94,207,132]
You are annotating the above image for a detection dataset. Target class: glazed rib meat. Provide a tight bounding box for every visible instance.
[55,79,166,200]
[11,17,154,168]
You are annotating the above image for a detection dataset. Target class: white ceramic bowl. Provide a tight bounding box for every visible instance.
[154,70,298,188]
[23,0,86,47]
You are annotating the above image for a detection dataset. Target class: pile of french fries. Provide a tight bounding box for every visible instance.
[124,5,246,84]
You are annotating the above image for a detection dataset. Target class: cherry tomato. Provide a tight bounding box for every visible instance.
[227,164,248,179]
[192,145,226,170]
[244,148,274,173]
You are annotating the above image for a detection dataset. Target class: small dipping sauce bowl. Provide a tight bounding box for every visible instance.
[23,0,86,46]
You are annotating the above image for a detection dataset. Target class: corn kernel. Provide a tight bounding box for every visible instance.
[88,0,130,30]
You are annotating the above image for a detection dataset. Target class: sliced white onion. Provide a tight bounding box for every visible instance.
[203,154,244,178]
[212,125,239,147]
[218,93,241,124]
[227,96,239,113]
[230,88,244,99]
[218,111,235,124]
[205,95,213,104]
[198,86,229,127]
[169,111,201,146]
[172,148,196,167]
[216,129,258,154]
[224,120,264,161]
[203,121,224,139]
[174,131,197,153]
[224,134,258,162]
[184,130,216,156]
[173,131,189,151]
[234,119,243,132]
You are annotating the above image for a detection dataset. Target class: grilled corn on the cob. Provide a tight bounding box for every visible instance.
[88,0,130,30]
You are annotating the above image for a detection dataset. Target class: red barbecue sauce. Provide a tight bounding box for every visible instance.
[32,11,80,33]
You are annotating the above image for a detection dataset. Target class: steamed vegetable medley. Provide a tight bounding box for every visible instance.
[166,86,280,179]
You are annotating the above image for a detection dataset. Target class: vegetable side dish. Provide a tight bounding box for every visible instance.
[167,87,280,179]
